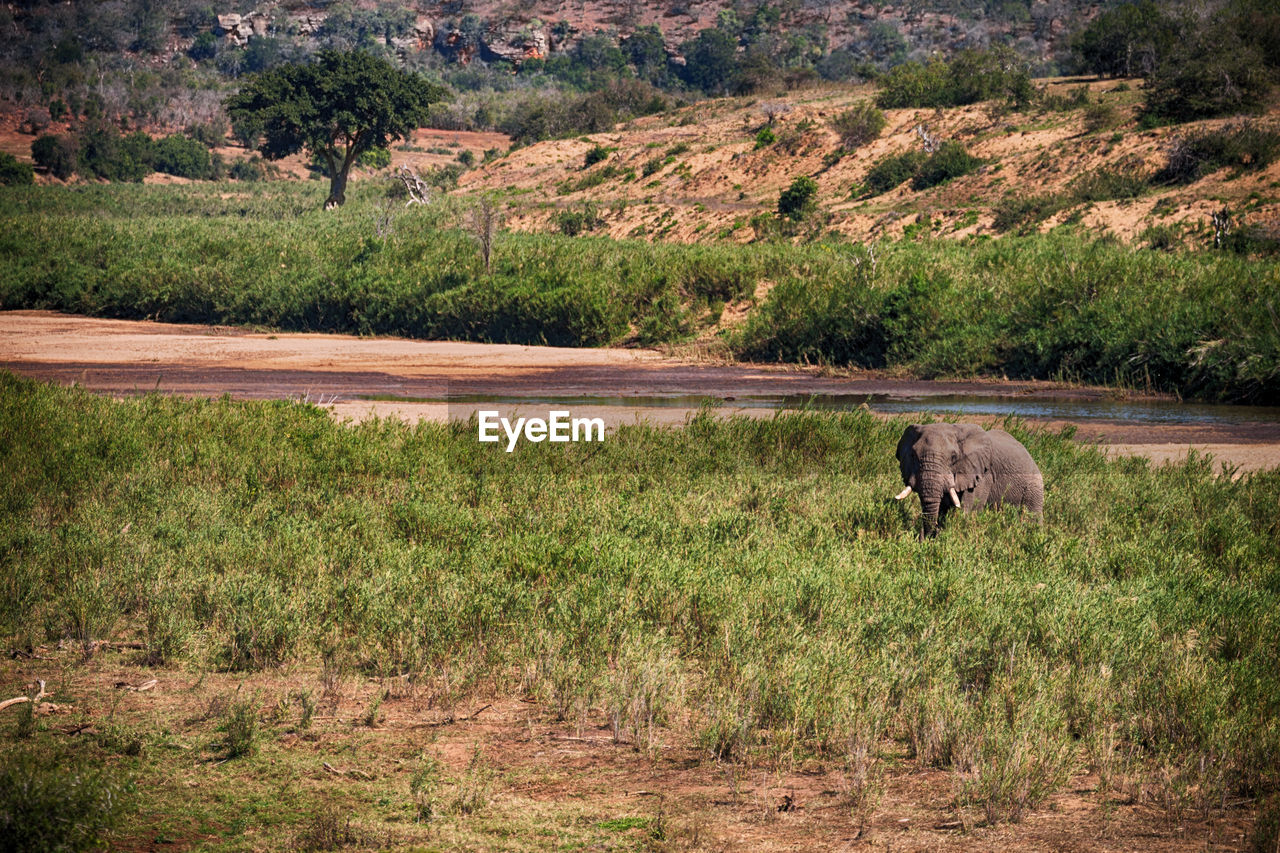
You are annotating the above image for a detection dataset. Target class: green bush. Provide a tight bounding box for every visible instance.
[875,59,954,109]
[360,146,392,170]
[1154,123,1280,185]
[731,231,1280,402]
[555,204,605,236]
[78,125,155,183]
[992,194,1070,234]
[583,144,613,168]
[910,141,982,191]
[875,48,1032,109]
[864,149,927,194]
[777,176,818,220]
[0,152,34,186]
[829,102,886,149]
[0,747,125,850]
[152,134,213,179]
[229,157,267,181]
[1144,37,1272,122]
[31,135,78,180]
[1068,165,1147,201]
[1082,101,1119,133]
[754,126,776,149]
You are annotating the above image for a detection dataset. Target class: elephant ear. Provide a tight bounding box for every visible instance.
[896,425,923,481]
[953,425,991,492]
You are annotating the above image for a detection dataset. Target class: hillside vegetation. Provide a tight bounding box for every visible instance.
[464,77,1280,248]
[1,375,1278,847]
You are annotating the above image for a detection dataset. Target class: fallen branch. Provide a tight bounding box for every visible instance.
[114,679,158,692]
[323,761,374,781]
[0,679,47,711]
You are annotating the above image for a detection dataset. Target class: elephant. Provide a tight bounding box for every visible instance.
[894,423,1044,537]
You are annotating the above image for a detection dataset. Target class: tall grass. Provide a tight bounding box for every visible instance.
[734,237,1280,403]
[2,375,1278,821]
[2,184,1279,401]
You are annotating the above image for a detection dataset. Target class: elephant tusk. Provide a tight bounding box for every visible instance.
[949,488,962,508]
[894,486,912,500]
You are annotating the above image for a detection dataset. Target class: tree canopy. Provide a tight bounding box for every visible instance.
[226,50,448,208]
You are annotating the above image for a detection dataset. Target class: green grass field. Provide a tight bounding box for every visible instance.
[2,182,1278,402]
[2,375,1278,848]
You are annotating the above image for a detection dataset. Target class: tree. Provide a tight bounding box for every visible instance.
[777,176,818,220]
[0,152,34,186]
[467,196,502,272]
[1070,1,1185,78]
[623,25,667,83]
[680,28,739,95]
[225,50,448,209]
[32,134,79,179]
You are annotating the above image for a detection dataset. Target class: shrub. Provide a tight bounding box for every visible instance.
[1071,0,1184,77]
[456,149,476,168]
[777,176,819,220]
[218,698,260,759]
[1144,34,1272,122]
[185,119,229,148]
[830,102,886,149]
[754,126,776,149]
[24,107,52,135]
[583,144,613,168]
[555,204,605,236]
[79,125,155,182]
[992,193,1069,233]
[0,748,125,850]
[641,155,668,176]
[1068,165,1147,201]
[1082,102,1119,133]
[1222,222,1280,256]
[230,157,267,181]
[911,141,982,190]
[188,30,218,62]
[1153,123,1280,184]
[360,146,391,170]
[0,152,35,186]
[32,135,78,179]
[875,59,953,108]
[152,135,213,179]
[1140,224,1181,251]
[876,48,1032,109]
[864,149,926,194]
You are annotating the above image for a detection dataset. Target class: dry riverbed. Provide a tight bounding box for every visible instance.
[3,310,1279,474]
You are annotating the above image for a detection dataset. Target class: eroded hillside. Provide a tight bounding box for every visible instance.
[461,77,1280,247]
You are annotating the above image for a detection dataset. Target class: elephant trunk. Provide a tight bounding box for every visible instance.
[916,460,953,534]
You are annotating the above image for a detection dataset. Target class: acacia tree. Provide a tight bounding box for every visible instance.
[226,50,447,209]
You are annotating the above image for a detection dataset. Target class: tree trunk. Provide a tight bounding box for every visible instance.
[325,168,349,210]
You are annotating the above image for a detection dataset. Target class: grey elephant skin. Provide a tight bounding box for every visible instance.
[895,423,1044,536]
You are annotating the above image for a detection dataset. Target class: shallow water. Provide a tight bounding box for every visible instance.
[364,392,1280,427]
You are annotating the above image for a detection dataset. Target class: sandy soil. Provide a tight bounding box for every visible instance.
[3,310,1279,474]
[461,81,1280,247]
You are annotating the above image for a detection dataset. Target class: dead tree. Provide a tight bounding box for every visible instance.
[395,165,432,206]
[467,197,502,272]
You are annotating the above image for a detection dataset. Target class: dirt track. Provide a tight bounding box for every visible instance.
[3,310,1279,473]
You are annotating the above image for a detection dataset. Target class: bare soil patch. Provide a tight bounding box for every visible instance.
[0,645,1258,852]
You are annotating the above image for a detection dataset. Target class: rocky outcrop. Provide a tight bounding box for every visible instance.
[214,10,268,46]
[482,25,548,64]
